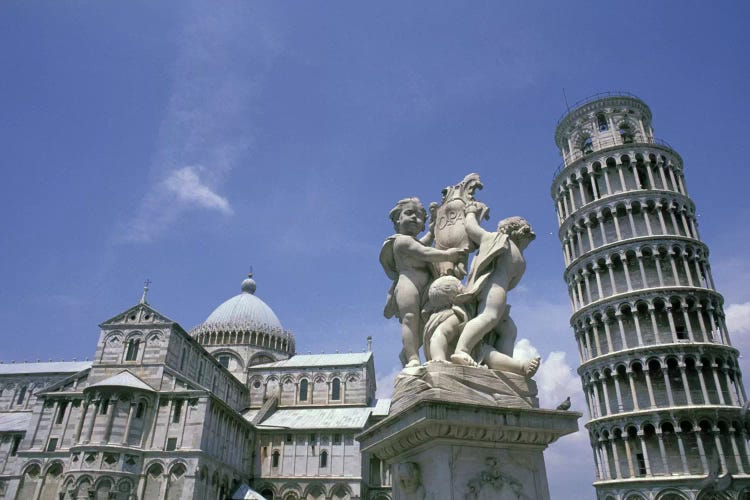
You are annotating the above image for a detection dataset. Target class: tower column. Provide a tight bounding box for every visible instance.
[712,365,727,405]
[593,265,604,301]
[675,430,690,474]
[612,371,624,412]
[653,250,665,287]
[623,434,635,477]
[656,204,668,235]
[644,368,656,408]
[619,251,633,291]
[601,377,612,415]
[627,368,639,411]
[606,259,618,295]
[662,363,675,407]
[728,428,746,474]
[648,305,661,344]
[656,431,670,475]
[636,251,648,288]
[638,432,652,476]
[602,167,613,195]
[615,311,628,349]
[679,362,693,405]
[602,319,614,354]
[696,363,711,404]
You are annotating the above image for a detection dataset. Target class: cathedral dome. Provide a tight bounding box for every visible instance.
[204,282,282,330]
[191,274,295,356]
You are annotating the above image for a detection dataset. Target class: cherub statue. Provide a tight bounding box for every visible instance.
[422,275,465,363]
[380,197,464,368]
[450,211,539,377]
[423,276,539,377]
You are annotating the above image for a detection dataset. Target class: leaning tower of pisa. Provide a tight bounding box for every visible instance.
[551,93,750,499]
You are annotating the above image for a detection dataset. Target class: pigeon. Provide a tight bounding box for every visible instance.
[697,448,733,494]
[556,397,571,411]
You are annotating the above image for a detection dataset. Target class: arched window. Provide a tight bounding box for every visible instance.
[331,378,341,401]
[136,402,145,419]
[619,123,634,144]
[581,137,594,155]
[272,450,280,468]
[597,113,608,131]
[299,379,309,402]
[250,354,274,366]
[218,355,230,369]
[125,339,140,361]
[319,450,328,468]
[16,386,27,405]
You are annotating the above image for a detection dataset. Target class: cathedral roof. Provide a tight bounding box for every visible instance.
[249,407,375,430]
[250,352,371,369]
[0,412,31,432]
[0,361,92,375]
[192,274,290,339]
[87,371,155,392]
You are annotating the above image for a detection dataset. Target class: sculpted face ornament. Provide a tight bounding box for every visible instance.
[396,462,425,500]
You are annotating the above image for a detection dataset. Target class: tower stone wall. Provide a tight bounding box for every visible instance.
[552,93,750,499]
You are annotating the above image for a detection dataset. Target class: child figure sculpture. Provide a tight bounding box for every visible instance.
[380,198,464,368]
[450,209,540,377]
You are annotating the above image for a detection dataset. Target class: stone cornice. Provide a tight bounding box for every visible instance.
[356,399,579,462]
[577,342,739,374]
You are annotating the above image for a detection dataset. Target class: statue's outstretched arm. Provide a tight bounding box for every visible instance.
[464,211,489,246]
[399,237,463,263]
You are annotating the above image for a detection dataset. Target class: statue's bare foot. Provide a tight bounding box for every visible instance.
[426,358,448,365]
[450,351,477,367]
[523,357,541,378]
[405,359,422,368]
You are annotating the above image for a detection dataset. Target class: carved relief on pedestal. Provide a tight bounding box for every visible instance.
[396,462,425,500]
[465,457,529,500]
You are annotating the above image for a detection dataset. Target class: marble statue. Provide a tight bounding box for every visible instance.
[380,197,465,368]
[450,214,539,377]
[432,173,488,279]
[381,174,539,378]
[368,174,581,500]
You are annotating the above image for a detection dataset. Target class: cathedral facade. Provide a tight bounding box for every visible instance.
[0,275,392,500]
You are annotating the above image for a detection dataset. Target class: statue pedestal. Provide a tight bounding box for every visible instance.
[357,364,579,500]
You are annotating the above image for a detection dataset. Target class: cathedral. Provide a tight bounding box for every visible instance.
[0,274,392,500]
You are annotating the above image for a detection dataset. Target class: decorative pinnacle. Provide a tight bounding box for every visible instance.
[241,268,257,294]
[140,279,151,304]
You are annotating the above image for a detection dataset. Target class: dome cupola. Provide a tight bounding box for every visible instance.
[191,273,295,370]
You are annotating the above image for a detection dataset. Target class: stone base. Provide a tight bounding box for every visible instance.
[358,365,580,500]
[391,363,538,414]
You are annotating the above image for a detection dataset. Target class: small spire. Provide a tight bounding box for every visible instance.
[241,269,257,294]
[367,336,373,352]
[140,279,151,304]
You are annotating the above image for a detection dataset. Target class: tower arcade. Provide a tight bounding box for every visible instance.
[551,93,750,499]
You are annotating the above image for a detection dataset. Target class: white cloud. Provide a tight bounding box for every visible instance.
[375,365,402,399]
[513,337,583,411]
[163,166,232,215]
[121,4,281,242]
[726,302,750,334]
[514,337,594,497]
[513,337,540,360]
[726,302,750,375]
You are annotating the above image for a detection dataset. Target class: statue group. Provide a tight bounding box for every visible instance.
[380,173,540,379]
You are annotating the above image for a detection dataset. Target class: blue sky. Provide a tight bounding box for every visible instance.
[2,2,750,497]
